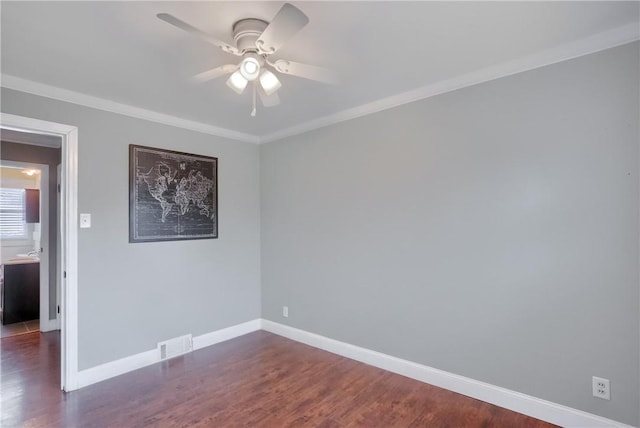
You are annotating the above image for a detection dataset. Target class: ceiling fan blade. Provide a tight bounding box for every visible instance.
[256,3,309,55]
[258,85,281,107]
[192,64,238,83]
[157,13,240,55]
[271,59,336,85]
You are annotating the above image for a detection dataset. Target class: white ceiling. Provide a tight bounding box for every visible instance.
[2,1,639,142]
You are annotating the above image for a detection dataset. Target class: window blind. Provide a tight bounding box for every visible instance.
[0,188,27,239]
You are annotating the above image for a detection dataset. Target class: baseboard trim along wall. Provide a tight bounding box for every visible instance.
[76,319,261,389]
[192,319,262,350]
[260,320,634,428]
[40,317,60,333]
[74,318,633,427]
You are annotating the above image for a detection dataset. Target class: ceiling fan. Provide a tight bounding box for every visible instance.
[157,3,335,116]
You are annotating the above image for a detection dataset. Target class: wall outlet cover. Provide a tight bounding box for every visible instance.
[592,376,610,400]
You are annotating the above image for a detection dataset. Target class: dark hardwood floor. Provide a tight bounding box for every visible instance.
[1,330,556,427]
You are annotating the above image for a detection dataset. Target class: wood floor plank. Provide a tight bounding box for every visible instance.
[0,330,557,427]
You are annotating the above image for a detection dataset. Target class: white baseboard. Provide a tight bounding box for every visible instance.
[70,317,635,427]
[77,348,158,389]
[193,319,261,350]
[40,317,60,332]
[260,319,634,428]
[76,319,261,389]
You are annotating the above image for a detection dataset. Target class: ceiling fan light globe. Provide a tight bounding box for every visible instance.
[239,57,261,81]
[243,60,258,75]
[259,70,282,96]
[226,71,248,94]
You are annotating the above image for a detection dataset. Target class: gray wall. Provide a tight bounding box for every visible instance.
[1,88,262,370]
[1,140,61,320]
[260,43,640,425]
[1,41,637,425]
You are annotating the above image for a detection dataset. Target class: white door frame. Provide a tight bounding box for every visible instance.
[56,164,62,334]
[1,112,79,391]
[0,159,52,331]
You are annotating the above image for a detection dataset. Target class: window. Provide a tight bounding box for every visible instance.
[0,188,27,239]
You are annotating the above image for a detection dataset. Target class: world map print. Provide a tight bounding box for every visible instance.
[129,145,218,242]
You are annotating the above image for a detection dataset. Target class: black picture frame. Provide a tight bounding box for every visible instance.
[129,144,218,243]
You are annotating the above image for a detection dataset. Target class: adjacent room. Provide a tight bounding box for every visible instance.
[1,1,638,427]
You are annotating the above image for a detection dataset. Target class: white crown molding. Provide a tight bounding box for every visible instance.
[2,23,638,146]
[261,320,635,428]
[0,75,261,145]
[259,22,640,144]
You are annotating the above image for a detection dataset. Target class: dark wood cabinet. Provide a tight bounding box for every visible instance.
[1,262,39,325]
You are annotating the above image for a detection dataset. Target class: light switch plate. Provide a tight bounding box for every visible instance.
[80,213,91,228]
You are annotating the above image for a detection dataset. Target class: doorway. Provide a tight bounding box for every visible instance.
[0,159,54,335]
[0,113,78,391]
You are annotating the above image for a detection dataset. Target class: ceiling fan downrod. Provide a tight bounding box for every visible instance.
[251,83,257,117]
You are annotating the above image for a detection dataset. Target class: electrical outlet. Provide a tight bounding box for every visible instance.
[592,376,610,400]
[282,306,289,318]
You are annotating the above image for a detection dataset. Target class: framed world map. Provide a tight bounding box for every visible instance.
[129,144,218,243]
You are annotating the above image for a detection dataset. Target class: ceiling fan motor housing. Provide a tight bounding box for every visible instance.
[233,18,269,53]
